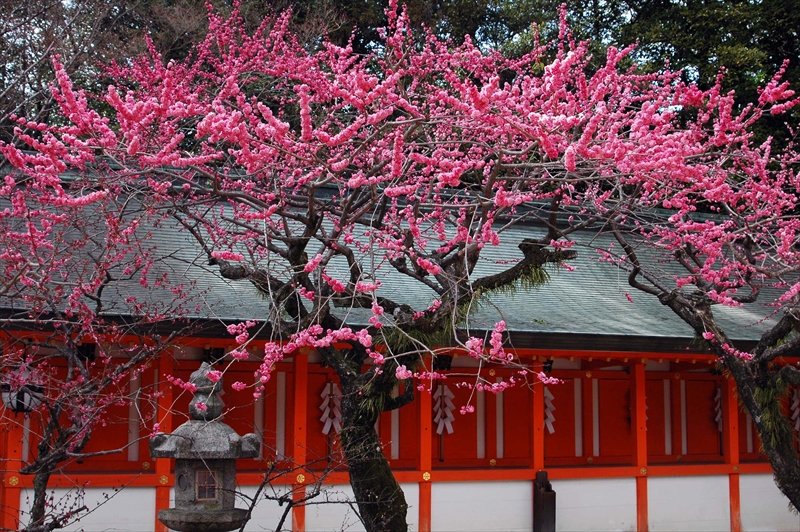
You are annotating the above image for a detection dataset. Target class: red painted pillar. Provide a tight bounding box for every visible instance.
[531,373,548,530]
[418,379,432,532]
[531,382,545,471]
[292,352,308,532]
[154,354,174,532]
[1,418,24,530]
[723,375,742,532]
[631,363,648,532]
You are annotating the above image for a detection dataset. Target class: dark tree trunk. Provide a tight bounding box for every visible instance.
[727,357,800,511]
[30,471,50,526]
[338,381,408,532]
[28,468,53,531]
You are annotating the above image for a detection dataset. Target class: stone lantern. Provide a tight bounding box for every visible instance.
[150,362,259,532]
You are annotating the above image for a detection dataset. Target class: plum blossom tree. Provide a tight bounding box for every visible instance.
[581,68,800,507]
[2,1,800,529]
[0,164,190,530]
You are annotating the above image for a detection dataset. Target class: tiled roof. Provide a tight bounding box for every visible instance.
[1,197,777,347]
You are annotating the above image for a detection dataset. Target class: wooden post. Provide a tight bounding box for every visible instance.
[292,352,308,532]
[418,380,432,532]
[1,418,23,530]
[723,375,742,532]
[154,354,174,532]
[631,363,648,532]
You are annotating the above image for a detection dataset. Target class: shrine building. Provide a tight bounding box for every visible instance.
[1,224,798,532]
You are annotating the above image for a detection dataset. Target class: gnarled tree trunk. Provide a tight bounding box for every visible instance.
[319,344,413,532]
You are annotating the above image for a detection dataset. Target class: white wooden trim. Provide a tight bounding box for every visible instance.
[22,416,30,463]
[127,372,141,462]
[476,389,485,459]
[680,379,688,455]
[496,377,504,459]
[254,375,265,459]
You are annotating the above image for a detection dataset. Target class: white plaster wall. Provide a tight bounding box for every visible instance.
[400,482,420,532]
[648,475,730,531]
[235,485,294,531]
[550,478,637,532]
[304,483,418,532]
[740,473,800,532]
[19,487,156,532]
[430,480,533,531]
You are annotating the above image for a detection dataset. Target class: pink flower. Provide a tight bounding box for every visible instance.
[416,257,442,275]
[304,254,323,273]
[564,146,576,172]
[206,370,222,383]
[396,365,413,380]
[194,402,207,412]
[356,281,379,292]
[212,250,244,261]
[230,349,249,360]
[232,381,247,391]
[369,350,385,365]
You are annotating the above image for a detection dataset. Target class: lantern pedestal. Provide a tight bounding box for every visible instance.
[157,508,249,532]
